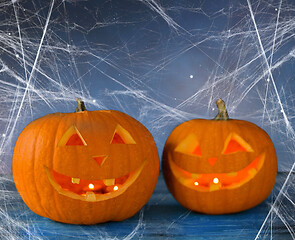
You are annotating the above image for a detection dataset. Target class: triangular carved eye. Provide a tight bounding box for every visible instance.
[222,133,253,154]
[175,133,202,156]
[58,126,87,147]
[110,124,136,144]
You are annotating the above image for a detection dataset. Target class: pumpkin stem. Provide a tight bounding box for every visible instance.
[75,98,87,112]
[214,98,229,120]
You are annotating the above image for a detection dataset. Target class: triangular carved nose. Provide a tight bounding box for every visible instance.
[93,155,108,166]
[208,157,217,166]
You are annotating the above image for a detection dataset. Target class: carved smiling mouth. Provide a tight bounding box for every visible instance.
[44,160,146,202]
[169,153,265,192]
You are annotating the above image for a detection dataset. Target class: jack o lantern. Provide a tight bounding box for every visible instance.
[13,99,159,224]
[162,99,277,214]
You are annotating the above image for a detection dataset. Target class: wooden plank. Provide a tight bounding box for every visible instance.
[0,173,294,239]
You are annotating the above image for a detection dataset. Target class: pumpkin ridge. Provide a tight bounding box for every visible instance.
[13,122,37,215]
[33,116,54,218]
[51,114,71,220]
[53,113,70,220]
[15,127,39,216]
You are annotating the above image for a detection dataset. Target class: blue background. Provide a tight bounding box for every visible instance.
[0,1,294,239]
[1,0,295,174]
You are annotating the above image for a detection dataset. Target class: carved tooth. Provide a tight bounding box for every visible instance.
[248,168,257,177]
[71,178,80,184]
[103,179,115,186]
[209,183,220,191]
[85,192,96,202]
[179,177,186,185]
[191,173,200,179]
[227,172,237,177]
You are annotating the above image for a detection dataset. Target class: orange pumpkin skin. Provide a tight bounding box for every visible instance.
[162,100,277,214]
[13,103,159,224]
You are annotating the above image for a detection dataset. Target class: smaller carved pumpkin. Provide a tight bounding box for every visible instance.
[162,99,277,214]
[13,99,159,224]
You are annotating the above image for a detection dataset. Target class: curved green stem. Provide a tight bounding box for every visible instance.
[214,99,229,120]
[75,98,86,112]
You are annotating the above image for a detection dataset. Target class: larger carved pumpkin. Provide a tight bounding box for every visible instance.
[162,99,277,214]
[13,99,159,224]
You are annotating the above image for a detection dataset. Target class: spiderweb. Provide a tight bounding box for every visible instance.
[0,0,294,239]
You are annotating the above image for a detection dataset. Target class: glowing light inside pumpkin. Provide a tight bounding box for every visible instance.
[66,133,85,146]
[169,150,266,192]
[111,132,125,144]
[58,125,87,147]
[194,181,199,186]
[50,167,132,195]
[174,133,202,156]
[111,124,136,144]
[213,178,219,184]
[93,155,107,166]
[222,133,254,154]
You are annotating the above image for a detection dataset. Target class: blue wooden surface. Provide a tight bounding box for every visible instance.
[0,172,294,240]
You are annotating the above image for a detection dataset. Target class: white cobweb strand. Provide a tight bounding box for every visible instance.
[0,0,55,155]
[0,175,145,240]
[0,0,294,239]
[247,0,292,136]
[246,0,295,239]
